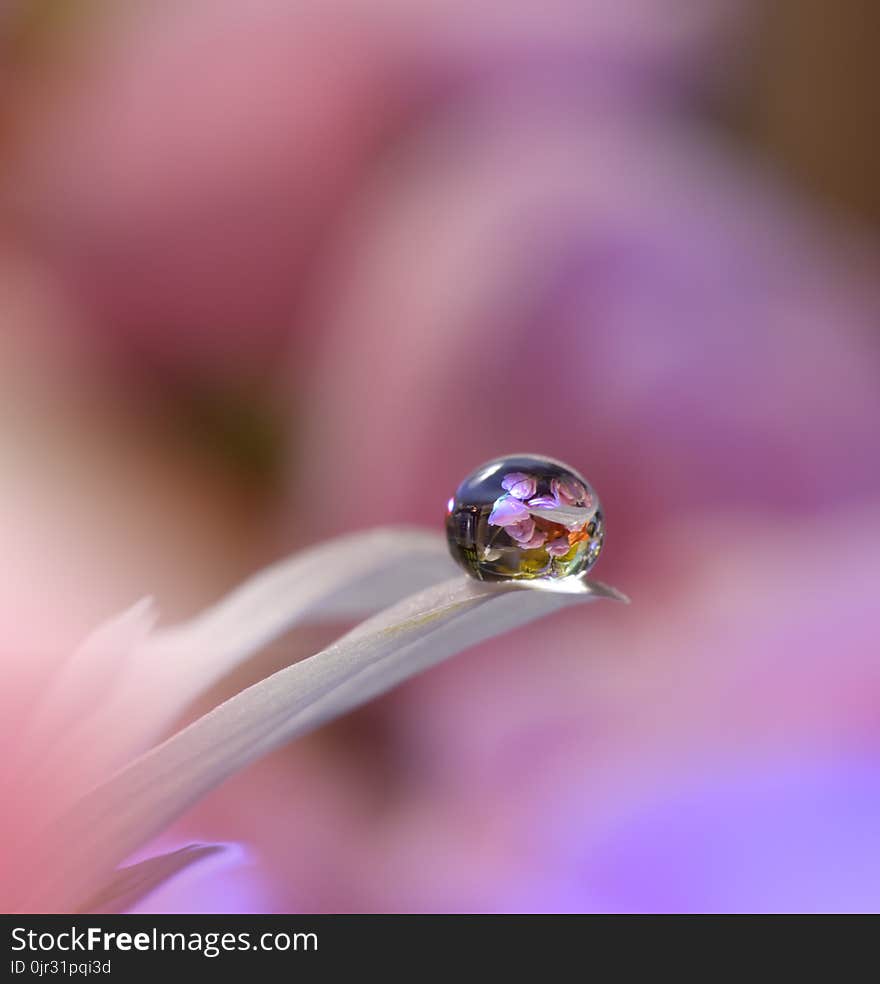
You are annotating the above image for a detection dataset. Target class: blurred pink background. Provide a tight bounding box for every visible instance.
[2,0,880,912]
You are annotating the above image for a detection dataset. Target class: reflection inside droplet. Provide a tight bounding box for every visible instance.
[446,454,605,582]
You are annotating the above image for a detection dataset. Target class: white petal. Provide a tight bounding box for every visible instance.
[76,844,225,914]
[22,574,625,911]
[527,502,598,530]
[17,598,158,774]
[35,528,456,803]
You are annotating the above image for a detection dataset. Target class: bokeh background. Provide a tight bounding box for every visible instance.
[2,0,880,913]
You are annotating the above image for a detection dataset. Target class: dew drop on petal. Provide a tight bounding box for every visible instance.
[445,454,605,582]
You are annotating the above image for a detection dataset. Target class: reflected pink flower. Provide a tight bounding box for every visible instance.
[489,492,547,548]
[506,517,546,550]
[545,537,572,557]
[506,518,534,540]
[515,526,547,550]
[552,477,589,507]
[489,496,547,550]
[487,496,529,527]
[501,472,537,500]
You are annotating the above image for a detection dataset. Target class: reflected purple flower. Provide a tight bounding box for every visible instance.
[516,526,548,550]
[487,495,530,527]
[546,538,572,557]
[501,473,537,500]
[551,477,589,508]
[488,492,548,547]
[488,470,598,556]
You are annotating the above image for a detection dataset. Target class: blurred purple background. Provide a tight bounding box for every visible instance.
[2,0,880,912]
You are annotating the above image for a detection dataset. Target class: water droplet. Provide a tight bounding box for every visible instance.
[446,454,605,582]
